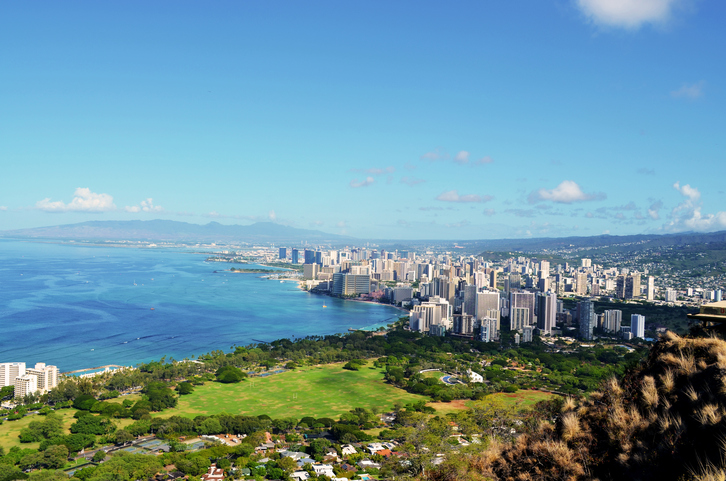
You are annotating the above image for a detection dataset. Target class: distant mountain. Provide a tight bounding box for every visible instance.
[0,220,352,244]
[377,230,726,254]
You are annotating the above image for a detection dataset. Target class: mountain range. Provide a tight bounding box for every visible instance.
[0,220,351,244]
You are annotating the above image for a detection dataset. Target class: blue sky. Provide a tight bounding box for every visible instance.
[1,0,724,240]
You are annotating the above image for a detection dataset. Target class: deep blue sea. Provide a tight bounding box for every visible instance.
[0,240,401,372]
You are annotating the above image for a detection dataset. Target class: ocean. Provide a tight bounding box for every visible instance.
[0,240,402,372]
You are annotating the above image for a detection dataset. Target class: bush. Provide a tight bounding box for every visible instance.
[73,394,97,411]
[215,366,246,383]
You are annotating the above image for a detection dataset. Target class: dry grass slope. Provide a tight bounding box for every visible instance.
[428,333,726,481]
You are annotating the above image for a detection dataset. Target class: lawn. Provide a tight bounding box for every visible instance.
[427,390,557,416]
[157,361,428,420]
[486,390,556,410]
[0,409,77,452]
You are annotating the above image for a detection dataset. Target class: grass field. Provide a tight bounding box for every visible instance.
[157,362,428,420]
[0,409,77,452]
[487,390,556,409]
[427,390,556,416]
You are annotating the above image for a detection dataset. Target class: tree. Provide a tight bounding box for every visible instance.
[92,450,106,463]
[176,382,194,395]
[115,429,135,444]
[73,394,97,411]
[215,366,246,383]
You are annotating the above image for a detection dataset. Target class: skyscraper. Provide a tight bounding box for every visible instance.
[576,272,588,296]
[631,314,645,338]
[510,291,535,327]
[291,249,299,264]
[647,276,655,301]
[578,300,595,340]
[0,362,25,387]
[536,292,557,335]
[278,247,287,260]
[603,309,622,333]
[463,285,478,317]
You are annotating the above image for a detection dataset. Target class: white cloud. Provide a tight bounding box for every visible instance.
[673,181,700,201]
[0,206,7,211]
[648,200,663,220]
[453,151,469,165]
[529,180,606,204]
[436,190,492,203]
[474,156,494,165]
[36,188,116,213]
[400,176,426,186]
[483,208,495,216]
[268,210,277,221]
[350,177,375,188]
[666,181,726,232]
[124,198,163,213]
[420,148,449,161]
[576,0,687,29]
[671,81,705,99]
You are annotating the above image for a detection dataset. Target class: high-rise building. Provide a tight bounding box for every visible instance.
[14,374,38,399]
[303,263,319,280]
[0,362,26,387]
[463,285,478,317]
[510,291,535,327]
[603,310,622,333]
[536,292,557,335]
[511,307,530,331]
[539,260,550,279]
[304,249,316,265]
[647,276,655,301]
[665,289,677,303]
[616,273,642,299]
[410,296,452,333]
[26,363,58,392]
[332,273,370,296]
[291,249,299,264]
[278,247,287,260]
[578,300,595,340]
[453,314,474,336]
[479,318,497,342]
[522,325,534,343]
[576,272,588,296]
[631,314,645,338]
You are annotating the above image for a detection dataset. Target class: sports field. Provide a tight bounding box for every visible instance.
[157,362,428,420]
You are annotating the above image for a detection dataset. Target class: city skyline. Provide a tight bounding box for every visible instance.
[1,1,725,239]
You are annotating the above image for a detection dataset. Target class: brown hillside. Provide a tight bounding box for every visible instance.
[428,332,726,481]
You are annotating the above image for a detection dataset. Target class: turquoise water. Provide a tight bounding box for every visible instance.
[0,240,402,372]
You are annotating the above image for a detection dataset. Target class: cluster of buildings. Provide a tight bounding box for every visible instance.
[0,362,59,399]
[274,246,669,342]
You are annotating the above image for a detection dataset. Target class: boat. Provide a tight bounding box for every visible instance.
[323,304,327,308]
[150,308,155,310]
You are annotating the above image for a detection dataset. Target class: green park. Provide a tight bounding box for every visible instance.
[158,361,428,419]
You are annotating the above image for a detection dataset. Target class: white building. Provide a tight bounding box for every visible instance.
[647,276,655,301]
[665,289,677,303]
[14,374,38,399]
[631,314,645,339]
[410,296,451,333]
[26,363,59,392]
[522,325,534,343]
[603,310,622,333]
[467,369,484,383]
[0,363,26,387]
